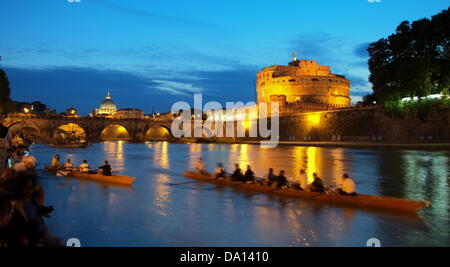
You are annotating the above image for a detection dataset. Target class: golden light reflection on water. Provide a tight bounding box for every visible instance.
[188,143,202,169]
[152,141,170,169]
[103,141,125,171]
[153,173,171,217]
[239,144,250,168]
[330,148,345,186]
[306,147,318,184]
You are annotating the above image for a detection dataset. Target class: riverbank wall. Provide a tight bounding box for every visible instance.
[228,105,450,144]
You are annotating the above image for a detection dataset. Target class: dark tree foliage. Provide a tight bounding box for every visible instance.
[368,7,450,103]
[0,68,14,114]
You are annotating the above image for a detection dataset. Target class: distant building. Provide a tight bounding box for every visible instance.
[113,108,144,119]
[256,54,351,108]
[94,92,117,117]
[65,107,78,117]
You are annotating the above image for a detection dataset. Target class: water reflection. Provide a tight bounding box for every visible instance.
[103,141,125,171]
[153,173,171,216]
[153,141,170,169]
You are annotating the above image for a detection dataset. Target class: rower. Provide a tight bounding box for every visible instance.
[79,160,90,173]
[99,160,112,176]
[310,173,325,193]
[267,168,276,185]
[64,159,73,170]
[215,163,225,179]
[51,154,62,169]
[231,164,244,181]
[276,170,288,188]
[195,157,208,175]
[337,173,357,196]
[244,165,255,183]
[299,170,310,191]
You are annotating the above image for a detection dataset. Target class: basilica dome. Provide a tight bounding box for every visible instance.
[96,92,117,116]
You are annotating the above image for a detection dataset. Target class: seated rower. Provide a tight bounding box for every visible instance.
[79,160,90,173]
[64,159,73,170]
[310,173,325,193]
[51,154,62,169]
[267,168,276,185]
[195,157,208,175]
[299,170,310,191]
[337,173,357,196]
[215,163,225,179]
[276,170,288,188]
[99,160,112,176]
[243,165,255,183]
[231,164,244,181]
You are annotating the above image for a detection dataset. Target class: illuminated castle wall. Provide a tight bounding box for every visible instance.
[256,56,351,108]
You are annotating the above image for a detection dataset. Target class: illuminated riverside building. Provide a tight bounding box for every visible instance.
[94,92,117,117]
[206,55,352,123]
[113,108,145,119]
[256,54,351,108]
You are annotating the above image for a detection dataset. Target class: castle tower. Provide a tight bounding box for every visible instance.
[256,56,351,108]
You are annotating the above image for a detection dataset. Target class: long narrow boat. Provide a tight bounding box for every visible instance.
[45,166,135,185]
[68,172,135,185]
[184,171,430,213]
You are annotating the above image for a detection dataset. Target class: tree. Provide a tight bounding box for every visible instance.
[368,7,450,104]
[0,68,14,114]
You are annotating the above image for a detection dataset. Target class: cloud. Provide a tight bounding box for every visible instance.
[354,42,371,58]
[151,80,203,96]
[4,64,259,115]
[345,74,373,98]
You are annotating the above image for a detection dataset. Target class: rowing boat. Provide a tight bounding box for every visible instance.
[69,172,135,185]
[45,166,135,185]
[184,171,430,213]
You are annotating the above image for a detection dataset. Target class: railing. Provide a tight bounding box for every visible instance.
[2,114,173,122]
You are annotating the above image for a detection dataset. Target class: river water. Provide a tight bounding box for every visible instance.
[29,142,449,247]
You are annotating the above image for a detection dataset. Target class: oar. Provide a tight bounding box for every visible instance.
[168,181,198,186]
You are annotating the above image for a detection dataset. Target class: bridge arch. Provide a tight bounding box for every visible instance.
[53,123,87,141]
[144,125,171,141]
[100,123,132,141]
[5,120,41,136]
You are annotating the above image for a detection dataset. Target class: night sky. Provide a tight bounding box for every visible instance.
[1,0,449,115]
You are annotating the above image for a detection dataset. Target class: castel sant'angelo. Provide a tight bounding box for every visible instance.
[256,53,351,111]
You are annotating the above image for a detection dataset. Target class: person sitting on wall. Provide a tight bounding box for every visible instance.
[99,160,112,176]
[231,164,244,182]
[310,173,325,193]
[337,173,357,196]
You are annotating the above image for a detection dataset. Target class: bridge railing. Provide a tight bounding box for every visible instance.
[2,114,171,122]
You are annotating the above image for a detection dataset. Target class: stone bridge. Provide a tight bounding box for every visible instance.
[0,115,175,142]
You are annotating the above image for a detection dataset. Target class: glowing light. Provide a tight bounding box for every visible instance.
[57,123,86,138]
[306,147,317,184]
[101,124,130,140]
[307,114,321,126]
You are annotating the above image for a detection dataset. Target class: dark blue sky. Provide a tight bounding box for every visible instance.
[1,0,449,115]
